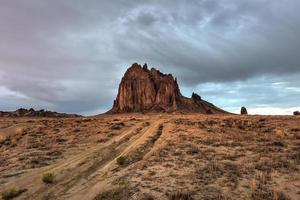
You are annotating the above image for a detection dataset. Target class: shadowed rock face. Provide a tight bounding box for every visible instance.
[108,63,227,114]
[241,107,248,115]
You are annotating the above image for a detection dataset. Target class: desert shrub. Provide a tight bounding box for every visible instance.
[252,188,291,200]
[112,125,122,130]
[168,191,193,200]
[196,161,223,181]
[97,137,109,143]
[290,128,300,132]
[140,194,154,200]
[1,188,27,200]
[83,118,92,122]
[249,172,290,200]
[42,172,56,184]
[116,156,127,166]
[186,145,199,155]
[111,122,125,130]
[255,156,297,172]
[272,141,285,147]
[143,122,150,127]
[73,128,81,133]
[95,186,131,200]
[273,191,291,200]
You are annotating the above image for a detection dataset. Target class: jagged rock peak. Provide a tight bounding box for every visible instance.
[107,63,227,114]
[192,93,202,102]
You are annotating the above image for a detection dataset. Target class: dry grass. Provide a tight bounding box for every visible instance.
[94,185,131,200]
[116,156,127,166]
[1,188,27,200]
[0,114,299,200]
[42,172,56,184]
[168,191,193,200]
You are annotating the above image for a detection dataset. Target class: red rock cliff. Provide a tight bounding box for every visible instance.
[107,63,227,114]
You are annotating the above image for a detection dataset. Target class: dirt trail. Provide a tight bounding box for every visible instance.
[63,119,164,200]
[1,121,147,200]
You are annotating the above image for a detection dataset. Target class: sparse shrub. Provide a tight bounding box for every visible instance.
[143,122,150,127]
[42,172,56,184]
[140,194,154,200]
[73,128,81,133]
[196,161,223,181]
[290,128,300,132]
[97,137,109,143]
[95,186,131,200]
[258,118,267,122]
[83,118,92,122]
[272,141,285,147]
[1,188,27,200]
[111,125,122,130]
[116,156,127,166]
[53,128,60,133]
[168,191,193,200]
[186,145,199,155]
[111,122,125,130]
[251,172,277,200]
[273,191,291,200]
[56,138,66,143]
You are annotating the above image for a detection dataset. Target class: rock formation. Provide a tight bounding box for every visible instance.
[241,107,248,115]
[0,108,80,118]
[294,111,300,115]
[107,63,227,114]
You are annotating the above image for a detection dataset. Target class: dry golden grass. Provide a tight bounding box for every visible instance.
[0,114,299,200]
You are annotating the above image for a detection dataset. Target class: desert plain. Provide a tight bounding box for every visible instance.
[0,114,300,200]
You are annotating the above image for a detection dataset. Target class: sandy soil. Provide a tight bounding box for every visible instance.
[0,114,299,200]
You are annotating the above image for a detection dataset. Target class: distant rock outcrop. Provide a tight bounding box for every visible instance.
[0,108,80,118]
[294,111,300,115]
[241,107,248,115]
[107,63,227,114]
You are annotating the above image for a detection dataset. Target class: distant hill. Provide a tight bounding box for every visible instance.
[0,108,80,117]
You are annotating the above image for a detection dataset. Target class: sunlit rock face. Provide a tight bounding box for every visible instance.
[108,63,227,114]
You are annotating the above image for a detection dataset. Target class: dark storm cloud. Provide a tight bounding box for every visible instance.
[0,0,299,114]
[114,0,300,85]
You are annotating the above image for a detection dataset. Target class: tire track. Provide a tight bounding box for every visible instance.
[2,122,145,200]
[121,123,164,166]
[47,122,152,198]
[65,120,164,200]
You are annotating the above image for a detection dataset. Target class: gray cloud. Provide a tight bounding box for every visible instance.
[0,0,299,114]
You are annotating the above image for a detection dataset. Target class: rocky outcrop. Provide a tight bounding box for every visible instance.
[0,108,80,118]
[241,107,248,115]
[294,111,300,115]
[108,63,227,114]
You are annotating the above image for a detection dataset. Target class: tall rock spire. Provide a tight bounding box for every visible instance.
[107,63,227,114]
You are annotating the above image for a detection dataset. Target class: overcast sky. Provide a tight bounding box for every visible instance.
[0,0,299,115]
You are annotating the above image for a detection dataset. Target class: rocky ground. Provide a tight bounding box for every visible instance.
[0,114,299,200]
